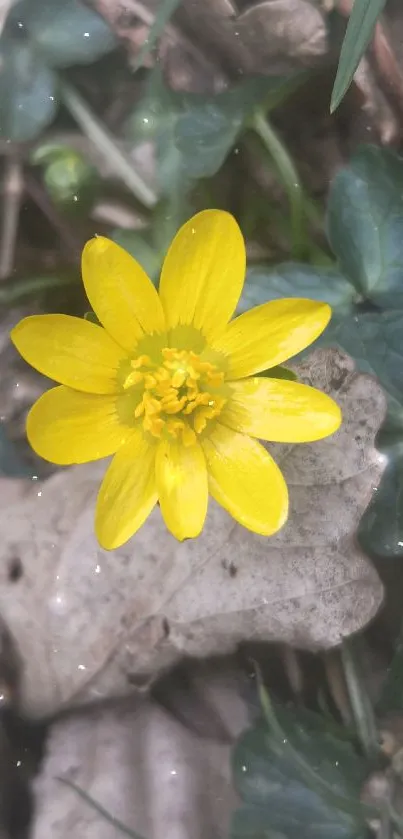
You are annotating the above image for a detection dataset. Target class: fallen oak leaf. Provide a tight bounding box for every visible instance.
[0,349,385,718]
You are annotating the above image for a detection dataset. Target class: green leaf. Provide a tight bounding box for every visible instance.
[10,0,116,67]
[127,72,302,194]
[330,0,386,113]
[0,41,57,141]
[0,274,75,304]
[240,264,356,314]
[231,704,369,839]
[111,230,161,282]
[321,309,403,424]
[174,75,302,182]
[359,441,403,560]
[133,0,182,70]
[376,629,403,714]
[326,146,403,298]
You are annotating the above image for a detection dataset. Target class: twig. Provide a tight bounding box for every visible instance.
[0,158,23,280]
[57,777,146,839]
[24,175,82,266]
[59,81,157,208]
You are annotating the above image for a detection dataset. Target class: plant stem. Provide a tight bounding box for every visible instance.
[0,158,23,280]
[59,81,157,209]
[25,174,81,266]
[341,638,380,760]
[252,111,307,260]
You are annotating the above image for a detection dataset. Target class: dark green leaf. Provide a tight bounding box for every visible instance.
[111,230,161,282]
[331,0,386,113]
[359,442,403,560]
[133,0,182,70]
[0,41,57,141]
[377,629,403,714]
[240,264,355,314]
[11,0,116,67]
[231,705,369,839]
[127,72,302,193]
[174,75,302,182]
[321,309,403,423]
[326,146,403,298]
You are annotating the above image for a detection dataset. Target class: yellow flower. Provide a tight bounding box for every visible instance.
[11,210,341,549]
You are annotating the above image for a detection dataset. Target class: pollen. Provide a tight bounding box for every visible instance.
[124,348,227,445]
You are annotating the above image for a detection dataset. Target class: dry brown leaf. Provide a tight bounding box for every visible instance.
[0,349,385,718]
[32,673,246,839]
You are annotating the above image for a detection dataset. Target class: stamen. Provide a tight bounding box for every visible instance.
[130,346,226,443]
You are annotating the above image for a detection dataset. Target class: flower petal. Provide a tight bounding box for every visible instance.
[202,423,288,536]
[155,438,208,540]
[82,236,166,352]
[213,298,331,379]
[27,386,132,465]
[159,210,246,341]
[11,314,125,394]
[222,377,342,442]
[95,427,157,550]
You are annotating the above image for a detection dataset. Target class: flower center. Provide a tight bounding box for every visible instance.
[123,348,227,446]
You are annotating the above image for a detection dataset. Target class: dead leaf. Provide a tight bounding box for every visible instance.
[32,677,245,839]
[236,0,328,74]
[0,349,385,718]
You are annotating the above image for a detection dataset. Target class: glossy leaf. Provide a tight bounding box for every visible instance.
[240,263,356,314]
[359,442,403,560]
[331,0,386,113]
[10,0,116,67]
[231,703,369,839]
[321,310,403,425]
[327,146,403,298]
[0,41,57,141]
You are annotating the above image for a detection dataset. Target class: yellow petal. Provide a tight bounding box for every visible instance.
[95,427,157,550]
[82,236,166,352]
[159,210,246,341]
[27,386,131,465]
[202,423,288,536]
[213,298,331,379]
[222,377,342,442]
[11,314,125,394]
[155,438,208,540]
